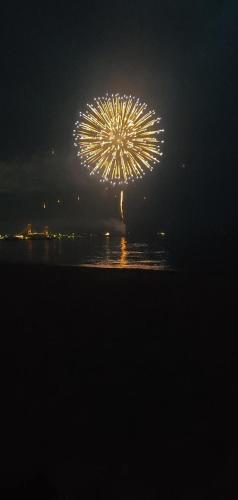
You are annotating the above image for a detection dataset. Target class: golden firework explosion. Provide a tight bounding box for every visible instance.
[73,93,164,185]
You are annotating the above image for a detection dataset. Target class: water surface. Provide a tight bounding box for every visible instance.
[0,236,171,270]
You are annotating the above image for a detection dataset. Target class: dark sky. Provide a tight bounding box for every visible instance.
[0,1,237,234]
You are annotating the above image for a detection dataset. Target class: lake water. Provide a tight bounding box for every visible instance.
[0,236,171,270]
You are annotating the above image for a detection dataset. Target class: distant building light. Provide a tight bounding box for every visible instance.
[105,232,110,237]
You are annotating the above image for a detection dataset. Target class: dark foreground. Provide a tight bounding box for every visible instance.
[1,263,238,498]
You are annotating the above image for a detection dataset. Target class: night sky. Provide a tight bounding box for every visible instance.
[0,1,237,235]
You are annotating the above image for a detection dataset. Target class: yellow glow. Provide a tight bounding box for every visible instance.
[105,232,110,236]
[120,237,128,267]
[73,94,164,184]
[120,190,124,222]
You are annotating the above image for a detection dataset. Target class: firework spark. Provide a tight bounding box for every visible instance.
[120,190,124,222]
[73,93,164,185]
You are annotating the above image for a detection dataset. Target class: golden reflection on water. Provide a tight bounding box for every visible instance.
[82,236,168,270]
[0,235,169,270]
[120,237,128,268]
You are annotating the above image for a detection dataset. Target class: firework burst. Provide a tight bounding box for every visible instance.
[73,93,164,185]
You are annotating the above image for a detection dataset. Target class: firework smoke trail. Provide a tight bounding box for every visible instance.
[120,190,124,222]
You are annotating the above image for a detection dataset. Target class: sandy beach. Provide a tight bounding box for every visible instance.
[1,263,237,497]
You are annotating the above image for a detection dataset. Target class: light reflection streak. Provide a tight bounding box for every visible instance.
[81,237,169,270]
